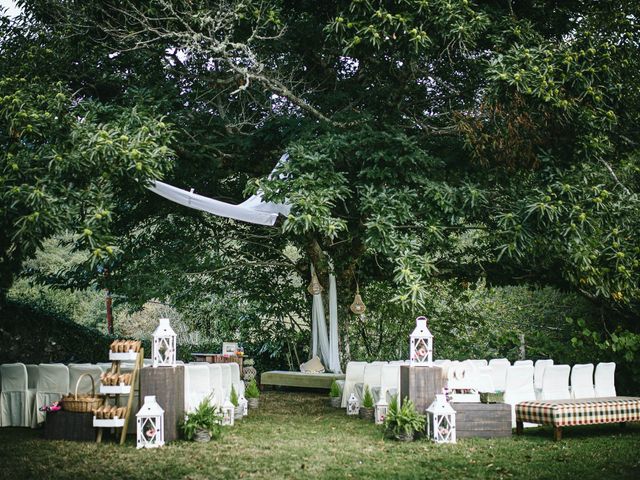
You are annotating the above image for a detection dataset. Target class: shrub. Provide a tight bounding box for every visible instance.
[362,385,374,408]
[245,379,260,399]
[230,385,239,407]
[383,396,426,438]
[329,380,341,398]
[181,396,222,441]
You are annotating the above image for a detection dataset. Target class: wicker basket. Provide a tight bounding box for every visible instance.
[480,391,505,404]
[62,373,104,413]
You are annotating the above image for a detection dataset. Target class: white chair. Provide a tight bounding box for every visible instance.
[514,360,533,367]
[373,364,400,403]
[184,364,212,412]
[97,363,113,373]
[533,359,553,398]
[26,365,39,390]
[488,359,510,391]
[220,364,233,401]
[1,363,36,427]
[467,359,488,369]
[207,364,224,406]
[571,364,595,399]
[540,365,571,400]
[228,362,245,398]
[503,365,536,427]
[475,366,495,393]
[594,362,616,397]
[354,363,384,401]
[69,364,103,394]
[341,361,367,408]
[33,364,68,425]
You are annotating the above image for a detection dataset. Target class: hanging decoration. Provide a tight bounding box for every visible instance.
[307,270,323,295]
[349,286,367,315]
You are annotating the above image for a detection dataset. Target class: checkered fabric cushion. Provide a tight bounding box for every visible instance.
[516,397,640,427]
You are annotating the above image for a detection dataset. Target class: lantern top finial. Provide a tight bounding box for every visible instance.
[410,316,433,338]
[153,318,176,337]
[137,395,164,417]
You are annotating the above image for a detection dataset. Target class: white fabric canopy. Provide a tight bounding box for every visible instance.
[148,154,291,226]
[311,265,342,374]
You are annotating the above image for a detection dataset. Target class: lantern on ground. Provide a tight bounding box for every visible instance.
[347,393,360,416]
[426,394,456,444]
[238,394,248,417]
[221,399,235,426]
[153,318,177,367]
[375,396,388,425]
[409,316,433,367]
[136,395,165,449]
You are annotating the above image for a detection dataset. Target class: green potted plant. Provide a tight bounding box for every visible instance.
[181,396,223,442]
[383,396,426,442]
[359,385,375,420]
[230,385,243,420]
[329,380,342,408]
[245,378,260,409]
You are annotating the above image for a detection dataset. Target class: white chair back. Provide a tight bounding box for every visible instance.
[220,364,232,400]
[533,359,553,391]
[34,364,69,425]
[503,365,536,427]
[571,364,595,399]
[475,366,495,393]
[26,365,39,389]
[371,361,387,365]
[1,363,34,427]
[207,364,224,406]
[540,365,571,400]
[228,362,245,397]
[594,362,616,397]
[378,364,401,401]
[1,363,28,391]
[514,360,533,367]
[97,363,113,373]
[184,364,212,412]
[488,358,510,391]
[341,361,367,408]
[467,359,488,369]
[362,363,384,390]
[69,364,103,394]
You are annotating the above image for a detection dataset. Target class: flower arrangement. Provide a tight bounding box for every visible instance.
[39,401,61,413]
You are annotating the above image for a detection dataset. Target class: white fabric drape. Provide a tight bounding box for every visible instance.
[148,154,291,226]
[310,265,342,374]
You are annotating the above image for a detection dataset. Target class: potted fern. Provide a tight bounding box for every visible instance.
[230,385,243,420]
[181,396,223,442]
[245,378,260,409]
[383,396,426,442]
[329,380,341,408]
[359,385,375,420]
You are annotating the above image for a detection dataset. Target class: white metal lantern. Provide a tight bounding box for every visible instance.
[153,318,177,368]
[347,393,360,416]
[221,399,235,426]
[409,316,433,367]
[238,394,248,417]
[426,394,456,444]
[136,395,165,449]
[375,396,389,425]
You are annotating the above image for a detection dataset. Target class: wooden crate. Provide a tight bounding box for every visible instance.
[400,365,445,413]
[43,410,95,442]
[140,365,185,442]
[452,402,512,438]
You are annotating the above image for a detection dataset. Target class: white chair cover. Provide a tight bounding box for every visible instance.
[97,363,113,373]
[228,362,245,398]
[184,364,212,412]
[488,358,511,391]
[220,364,232,401]
[373,364,401,403]
[1,363,36,428]
[594,362,616,397]
[503,365,536,427]
[389,360,406,365]
[34,364,69,425]
[533,359,554,393]
[69,364,103,394]
[467,359,488,369]
[354,363,384,401]
[571,364,595,399]
[475,366,495,393]
[341,361,367,408]
[207,364,224,406]
[540,365,571,400]
[26,365,39,390]
[514,360,533,367]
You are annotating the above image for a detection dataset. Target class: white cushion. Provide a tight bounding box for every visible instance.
[300,355,325,374]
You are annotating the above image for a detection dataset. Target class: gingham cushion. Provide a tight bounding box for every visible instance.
[516,397,640,427]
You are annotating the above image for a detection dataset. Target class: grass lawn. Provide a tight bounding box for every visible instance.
[1,391,639,480]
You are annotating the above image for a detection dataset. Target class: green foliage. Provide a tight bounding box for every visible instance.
[245,379,260,399]
[329,380,341,398]
[181,396,222,441]
[362,385,374,409]
[383,396,426,438]
[230,385,239,407]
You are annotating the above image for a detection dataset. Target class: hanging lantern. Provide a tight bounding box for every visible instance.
[409,316,433,367]
[307,271,323,295]
[347,393,360,416]
[375,396,388,425]
[153,318,177,368]
[426,394,456,444]
[238,394,248,417]
[136,395,165,449]
[221,399,235,426]
[350,287,367,315]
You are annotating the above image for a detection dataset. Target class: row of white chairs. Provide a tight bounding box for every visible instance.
[183,363,245,413]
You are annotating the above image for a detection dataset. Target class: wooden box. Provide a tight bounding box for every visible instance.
[43,410,95,442]
[452,402,512,438]
[400,365,445,413]
[140,365,185,442]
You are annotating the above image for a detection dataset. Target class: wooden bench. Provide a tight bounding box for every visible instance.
[260,371,345,390]
[516,396,640,441]
[453,402,512,438]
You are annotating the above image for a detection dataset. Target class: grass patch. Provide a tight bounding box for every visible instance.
[0,391,639,479]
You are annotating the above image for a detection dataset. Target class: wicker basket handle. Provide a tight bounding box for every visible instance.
[74,372,96,399]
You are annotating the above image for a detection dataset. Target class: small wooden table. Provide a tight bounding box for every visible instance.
[453,402,512,438]
[43,410,95,442]
[192,353,243,373]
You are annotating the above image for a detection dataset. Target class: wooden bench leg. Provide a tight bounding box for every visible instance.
[553,426,562,441]
[516,421,523,435]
